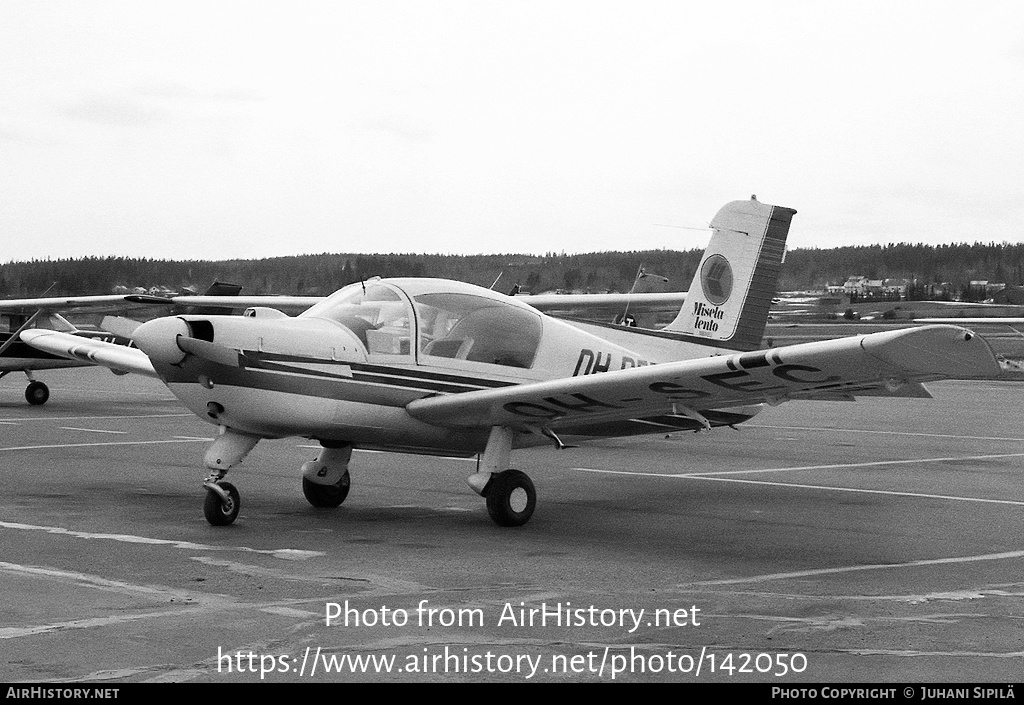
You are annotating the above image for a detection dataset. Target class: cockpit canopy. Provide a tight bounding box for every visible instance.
[302,282,411,354]
[302,280,543,369]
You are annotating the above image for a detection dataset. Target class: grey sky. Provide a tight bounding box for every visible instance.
[2,0,1022,263]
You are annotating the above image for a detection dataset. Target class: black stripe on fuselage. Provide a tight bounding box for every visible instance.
[163,349,519,399]
[247,351,514,389]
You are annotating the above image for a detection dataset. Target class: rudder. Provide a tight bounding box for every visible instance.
[663,197,796,351]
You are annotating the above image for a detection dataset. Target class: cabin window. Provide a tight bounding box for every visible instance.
[414,293,541,368]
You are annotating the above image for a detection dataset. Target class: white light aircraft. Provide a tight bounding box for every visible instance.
[22,198,1001,528]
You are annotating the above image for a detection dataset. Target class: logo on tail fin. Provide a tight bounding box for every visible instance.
[700,255,733,306]
[663,199,795,351]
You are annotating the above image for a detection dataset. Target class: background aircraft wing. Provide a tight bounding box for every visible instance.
[518,292,686,310]
[0,294,171,314]
[406,325,1000,431]
[166,295,322,314]
[161,292,683,317]
[19,329,157,378]
[915,318,1024,324]
[516,291,688,328]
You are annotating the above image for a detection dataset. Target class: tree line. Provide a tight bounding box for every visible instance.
[3,242,1024,299]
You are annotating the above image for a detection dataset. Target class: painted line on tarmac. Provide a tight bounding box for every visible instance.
[676,549,1024,587]
[750,424,1024,442]
[0,520,325,560]
[684,452,1024,477]
[0,561,232,602]
[58,427,129,434]
[0,413,193,423]
[577,451,1024,479]
[574,457,1024,507]
[0,438,210,452]
[0,609,215,640]
[0,563,323,640]
[684,475,1024,507]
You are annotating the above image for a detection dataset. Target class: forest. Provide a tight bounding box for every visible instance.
[4,242,1024,299]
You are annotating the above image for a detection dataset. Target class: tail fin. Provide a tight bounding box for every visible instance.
[177,281,243,316]
[663,197,795,351]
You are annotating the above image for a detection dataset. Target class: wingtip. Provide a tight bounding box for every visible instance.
[860,325,1002,379]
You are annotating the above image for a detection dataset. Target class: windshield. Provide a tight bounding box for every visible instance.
[303,283,412,355]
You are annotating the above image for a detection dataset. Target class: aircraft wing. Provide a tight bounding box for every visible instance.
[164,292,688,316]
[167,295,322,313]
[517,292,686,311]
[406,325,1000,431]
[915,318,1024,324]
[0,294,171,314]
[157,293,687,318]
[19,329,157,378]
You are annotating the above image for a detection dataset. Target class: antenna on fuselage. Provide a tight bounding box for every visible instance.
[616,266,669,327]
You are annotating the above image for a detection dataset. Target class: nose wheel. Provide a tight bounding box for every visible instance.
[199,429,260,526]
[203,481,240,526]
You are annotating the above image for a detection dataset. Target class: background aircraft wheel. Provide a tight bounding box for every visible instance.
[25,381,49,406]
[302,471,350,508]
[485,469,536,527]
[204,481,240,526]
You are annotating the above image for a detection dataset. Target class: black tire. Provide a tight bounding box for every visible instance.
[25,381,49,406]
[485,469,536,527]
[302,471,350,508]
[204,481,240,526]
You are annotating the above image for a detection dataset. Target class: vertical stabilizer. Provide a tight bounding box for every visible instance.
[663,198,795,351]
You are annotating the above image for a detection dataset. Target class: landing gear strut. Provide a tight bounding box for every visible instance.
[467,426,537,527]
[201,427,260,526]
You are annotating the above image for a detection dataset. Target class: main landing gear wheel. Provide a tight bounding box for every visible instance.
[302,471,351,508]
[25,381,49,406]
[203,481,240,526]
[485,469,536,527]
